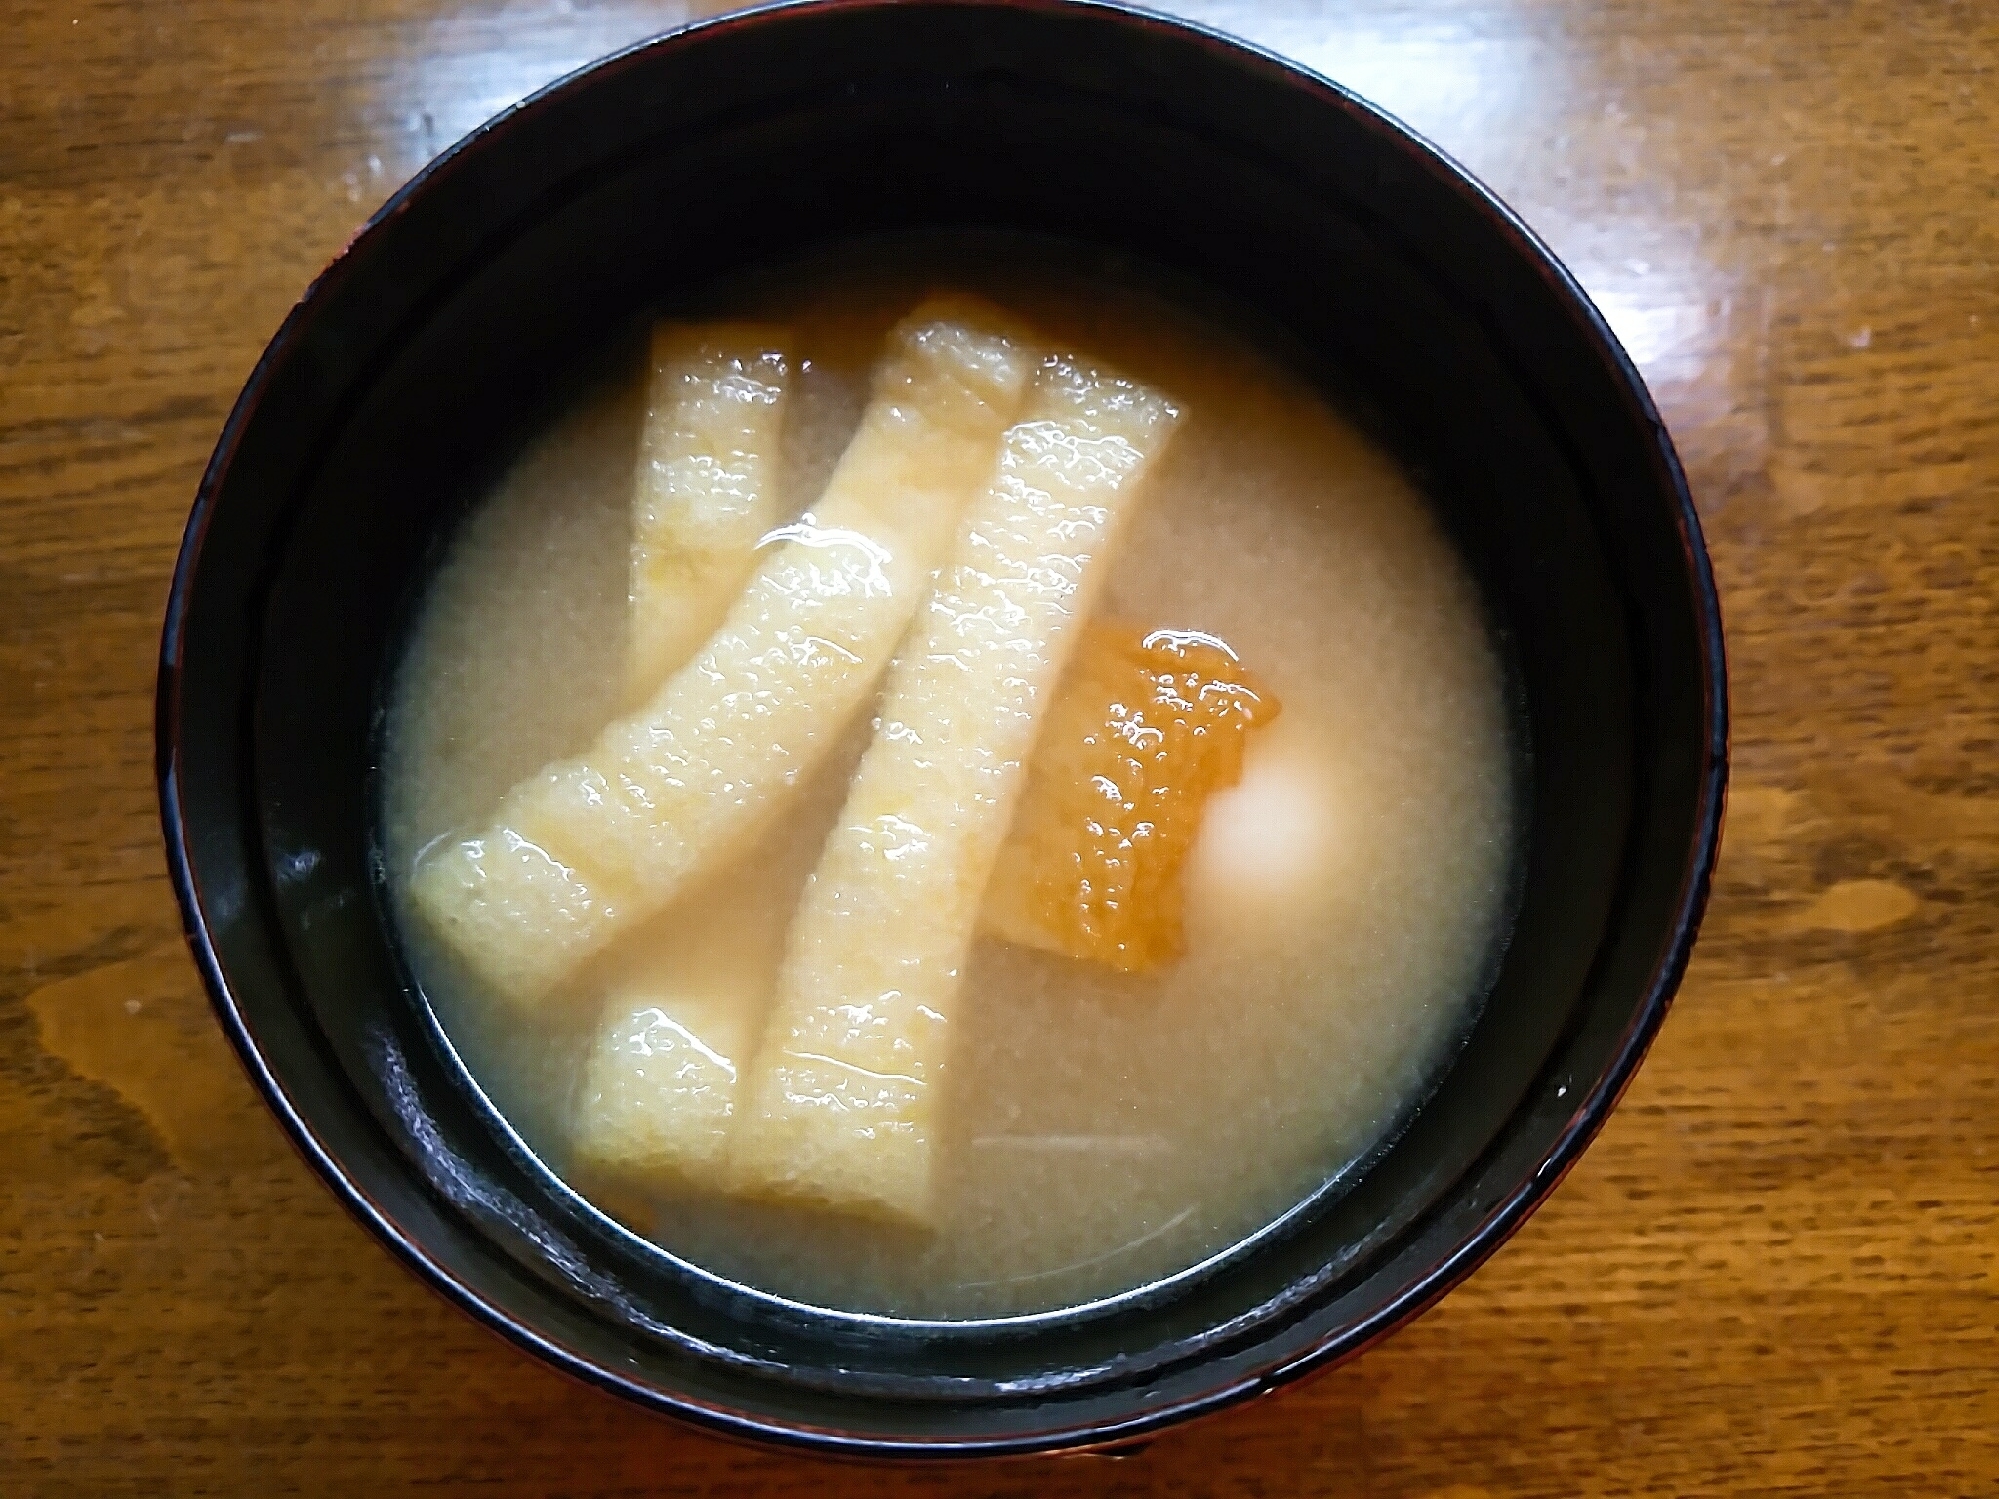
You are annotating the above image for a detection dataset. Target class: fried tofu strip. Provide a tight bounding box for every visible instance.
[729,354,1183,1224]
[979,622,1279,971]
[411,301,1034,1004]
[626,324,793,703]
[574,990,755,1185]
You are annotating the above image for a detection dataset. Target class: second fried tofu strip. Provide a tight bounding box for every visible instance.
[729,355,1184,1225]
[410,302,1035,1005]
[627,324,793,703]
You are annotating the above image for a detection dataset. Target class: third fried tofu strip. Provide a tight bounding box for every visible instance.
[627,324,793,704]
[410,301,1035,1005]
[728,354,1184,1226]
[574,985,760,1186]
[570,843,805,1186]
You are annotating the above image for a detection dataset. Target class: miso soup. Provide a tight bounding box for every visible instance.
[382,238,1518,1320]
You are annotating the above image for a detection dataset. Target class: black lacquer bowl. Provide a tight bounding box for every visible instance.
[157,0,1726,1458]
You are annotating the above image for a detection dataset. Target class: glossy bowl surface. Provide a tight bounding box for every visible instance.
[158,0,1726,1457]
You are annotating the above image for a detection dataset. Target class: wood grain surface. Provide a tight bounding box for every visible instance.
[3,1,1994,1493]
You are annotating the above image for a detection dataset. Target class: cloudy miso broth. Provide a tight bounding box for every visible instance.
[382,240,1517,1319]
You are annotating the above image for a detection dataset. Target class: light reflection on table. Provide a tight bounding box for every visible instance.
[377,0,1738,471]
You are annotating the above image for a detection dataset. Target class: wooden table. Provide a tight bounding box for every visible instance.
[4,1,1993,1491]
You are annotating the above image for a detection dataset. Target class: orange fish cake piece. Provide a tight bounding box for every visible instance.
[980,621,1280,972]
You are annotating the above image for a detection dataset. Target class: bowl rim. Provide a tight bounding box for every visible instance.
[156,0,1729,1458]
